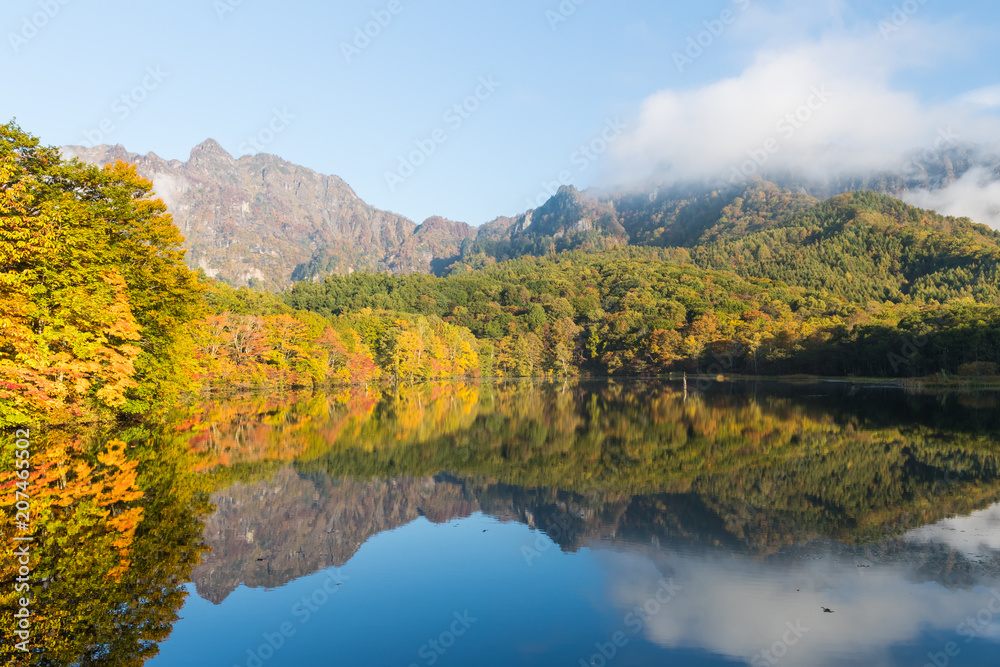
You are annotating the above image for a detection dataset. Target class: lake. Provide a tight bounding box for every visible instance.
[16,380,1000,666]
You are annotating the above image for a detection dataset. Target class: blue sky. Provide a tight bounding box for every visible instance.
[2,0,999,226]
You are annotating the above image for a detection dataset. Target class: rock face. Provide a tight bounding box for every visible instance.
[493,186,625,240]
[62,141,476,290]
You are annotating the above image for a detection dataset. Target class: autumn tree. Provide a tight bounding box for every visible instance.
[0,122,202,426]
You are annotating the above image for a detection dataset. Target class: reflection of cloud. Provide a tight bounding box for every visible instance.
[903,503,1000,560]
[599,544,1000,666]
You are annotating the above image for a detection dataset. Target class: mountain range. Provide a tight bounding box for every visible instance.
[62,141,1000,290]
[62,141,476,290]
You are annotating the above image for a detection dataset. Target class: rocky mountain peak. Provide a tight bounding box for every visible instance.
[190,138,230,158]
[188,138,236,174]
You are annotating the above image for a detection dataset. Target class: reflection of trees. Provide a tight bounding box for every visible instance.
[173,384,482,484]
[0,429,210,666]
[190,381,1000,551]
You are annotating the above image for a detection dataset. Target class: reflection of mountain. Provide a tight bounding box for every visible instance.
[182,381,1000,602]
[190,460,1000,605]
[191,469,478,604]
[303,383,1000,546]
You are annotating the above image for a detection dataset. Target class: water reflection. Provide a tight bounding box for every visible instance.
[164,381,1000,666]
[182,381,1000,554]
[192,470,477,603]
[7,381,1000,665]
[0,427,211,667]
[601,536,1000,667]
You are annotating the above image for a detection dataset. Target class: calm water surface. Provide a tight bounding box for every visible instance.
[137,381,1000,666]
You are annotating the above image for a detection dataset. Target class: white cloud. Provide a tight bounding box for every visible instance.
[903,167,1000,228]
[608,16,1000,198]
[960,85,1000,110]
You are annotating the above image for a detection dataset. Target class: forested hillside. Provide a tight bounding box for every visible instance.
[284,249,1000,379]
[465,181,1000,304]
[691,189,1000,303]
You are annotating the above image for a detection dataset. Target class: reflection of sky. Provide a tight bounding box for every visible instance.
[602,507,1000,666]
[152,509,1000,667]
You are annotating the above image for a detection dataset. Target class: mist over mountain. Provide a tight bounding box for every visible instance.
[606,141,1000,225]
[737,142,1000,228]
[604,18,1000,232]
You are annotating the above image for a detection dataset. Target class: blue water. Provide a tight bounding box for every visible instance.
[150,510,1000,667]
[147,382,1000,666]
